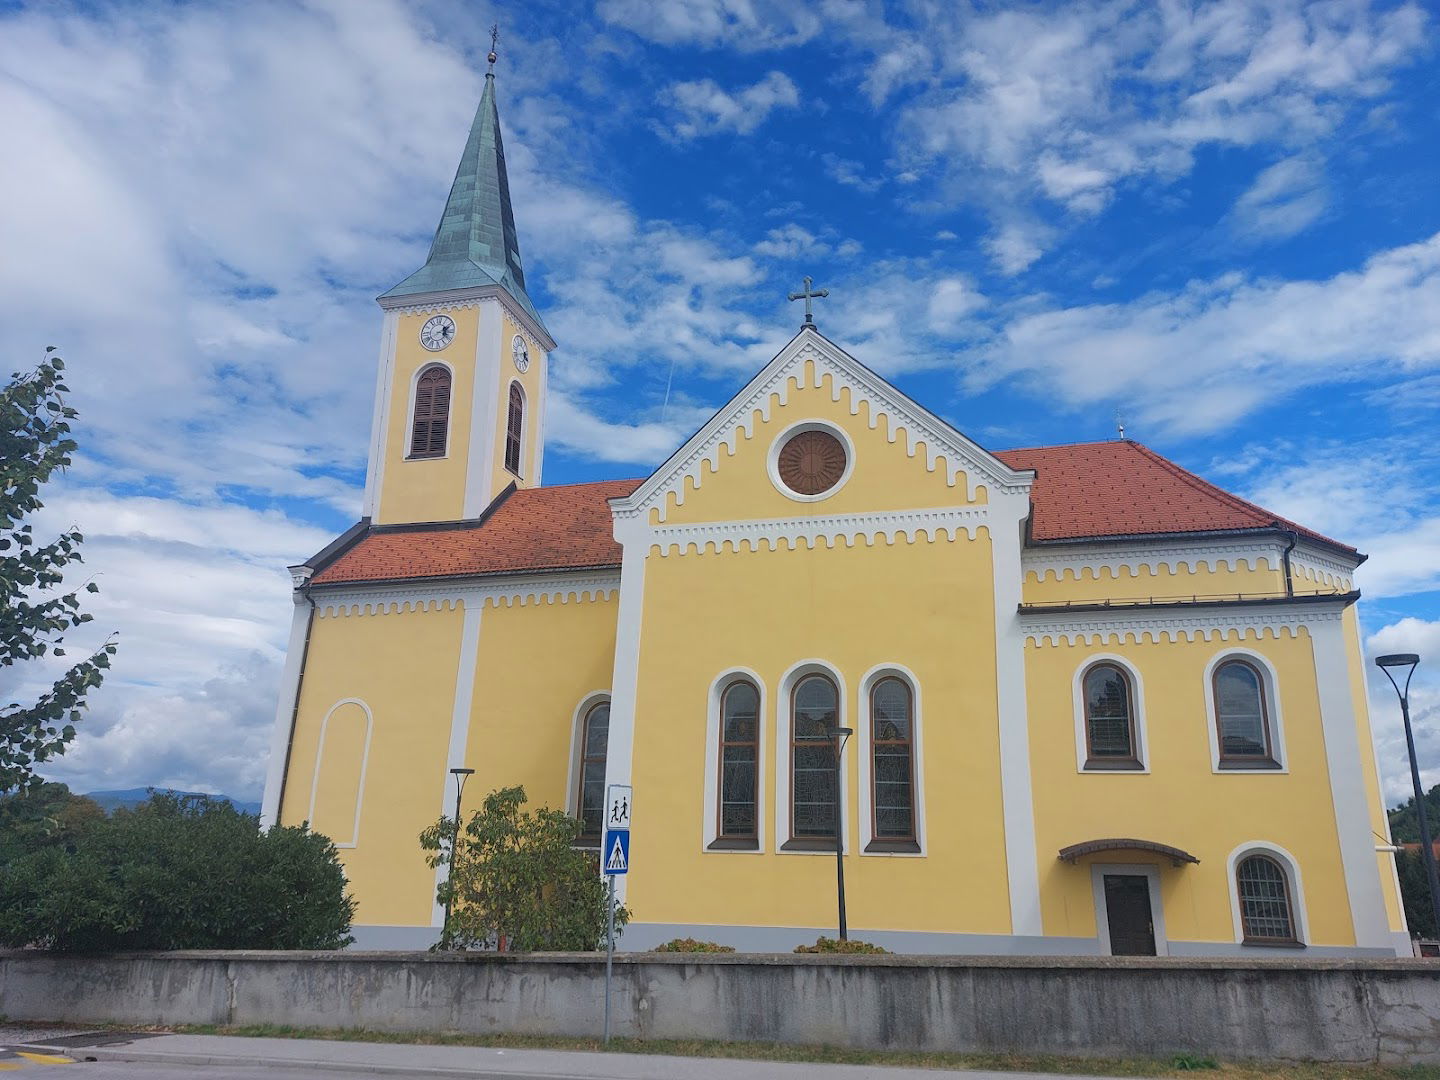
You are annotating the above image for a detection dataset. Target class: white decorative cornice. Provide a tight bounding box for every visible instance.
[647,506,991,555]
[609,330,1034,525]
[1022,536,1355,591]
[1021,597,1351,646]
[288,564,314,589]
[312,571,619,617]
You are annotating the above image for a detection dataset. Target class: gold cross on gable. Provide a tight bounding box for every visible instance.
[787,275,829,328]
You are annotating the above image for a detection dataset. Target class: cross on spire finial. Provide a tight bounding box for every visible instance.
[487,24,499,74]
[787,275,829,329]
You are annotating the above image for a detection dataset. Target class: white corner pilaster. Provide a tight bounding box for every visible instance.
[260,594,314,829]
[602,517,649,904]
[463,300,503,518]
[432,597,484,927]
[992,494,1042,937]
[1310,617,1393,950]
[533,346,549,484]
[361,310,399,520]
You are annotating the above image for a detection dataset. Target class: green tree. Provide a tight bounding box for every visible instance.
[0,780,104,863]
[0,792,355,951]
[1387,782,1440,844]
[1395,849,1438,940]
[1,350,116,792]
[421,785,627,951]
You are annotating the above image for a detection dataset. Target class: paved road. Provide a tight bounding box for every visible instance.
[1,1032,1135,1079]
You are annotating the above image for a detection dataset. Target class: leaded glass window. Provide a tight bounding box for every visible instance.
[1237,854,1297,943]
[1215,660,1275,764]
[577,701,608,842]
[719,681,759,839]
[791,674,839,839]
[870,677,915,841]
[1083,663,1139,767]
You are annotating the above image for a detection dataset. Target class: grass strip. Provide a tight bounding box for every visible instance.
[161,1023,1440,1079]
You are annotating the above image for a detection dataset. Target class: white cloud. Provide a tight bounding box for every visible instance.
[598,0,823,50]
[983,223,1053,275]
[1229,155,1329,241]
[661,71,800,138]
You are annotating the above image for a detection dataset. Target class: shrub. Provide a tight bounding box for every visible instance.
[0,792,355,951]
[652,937,736,953]
[794,936,889,954]
[421,785,628,951]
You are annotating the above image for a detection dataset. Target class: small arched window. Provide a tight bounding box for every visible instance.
[576,700,609,843]
[1236,853,1298,944]
[504,382,524,476]
[409,365,451,458]
[791,674,840,841]
[1214,659,1277,767]
[717,680,759,844]
[870,677,916,844]
[1083,663,1140,769]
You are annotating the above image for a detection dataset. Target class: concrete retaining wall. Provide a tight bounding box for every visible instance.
[2,951,1438,1064]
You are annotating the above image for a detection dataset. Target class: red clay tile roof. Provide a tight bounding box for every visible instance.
[994,441,1353,552]
[310,479,641,586]
[308,442,1354,587]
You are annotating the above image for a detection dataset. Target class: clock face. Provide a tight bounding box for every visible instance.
[420,314,456,352]
[512,334,531,373]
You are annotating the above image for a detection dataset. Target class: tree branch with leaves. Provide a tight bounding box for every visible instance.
[1,349,116,793]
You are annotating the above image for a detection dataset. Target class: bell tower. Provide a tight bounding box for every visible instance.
[361,50,553,527]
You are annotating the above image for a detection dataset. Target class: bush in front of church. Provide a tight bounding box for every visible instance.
[0,791,355,951]
[794,936,889,954]
[421,784,627,952]
[652,937,736,953]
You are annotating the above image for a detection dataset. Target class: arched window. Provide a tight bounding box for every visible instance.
[409,365,451,458]
[576,700,609,843]
[717,680,759,843]
[1083,663,1140,768]
[504,382,524,475]
[1214,659,1277,766]
[870,677,915,843]
[791,674,840,841]
[1236,853,1298,944]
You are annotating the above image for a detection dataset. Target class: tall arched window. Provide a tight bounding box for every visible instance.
[409,365,451,458]
[717,680,759,844]
[576,700,609,843]
[791,674,839,841]
[504,382,524,475]
[870,677,915,843]
[1214,659,1277,767]
[1236,853,1298,944]
[1083,663,1140,768]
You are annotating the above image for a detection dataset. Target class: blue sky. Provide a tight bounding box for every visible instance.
[2,0,1438,802]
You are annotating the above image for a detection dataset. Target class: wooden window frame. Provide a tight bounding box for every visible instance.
[408,364,452,460]
[1213,659,1280,769]
[785,672,841,851]
[575,700,608,846]
[866,676,918,853]
[1236,853,1301,946]
[711,679,760,850]
[504,381,524,477]
[1082,662,1142,770]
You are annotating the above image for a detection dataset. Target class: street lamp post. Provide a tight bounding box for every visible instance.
[442,767,476,945]
[1375,654,1440,938]
[830,724,854,941]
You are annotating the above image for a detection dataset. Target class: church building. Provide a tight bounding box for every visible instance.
[260,60,1410,957]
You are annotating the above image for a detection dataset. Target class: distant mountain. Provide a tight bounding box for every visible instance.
[84,788,262,816]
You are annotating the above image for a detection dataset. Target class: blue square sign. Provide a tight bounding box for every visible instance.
[603,828,630,875]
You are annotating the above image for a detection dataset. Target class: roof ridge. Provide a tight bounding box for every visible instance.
[997,439,1130,454]
[515,477,645,493]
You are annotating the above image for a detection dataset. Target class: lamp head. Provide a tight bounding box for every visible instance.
[835,727,854,737]
[1376,654,1420,671]
[450,767,475,777]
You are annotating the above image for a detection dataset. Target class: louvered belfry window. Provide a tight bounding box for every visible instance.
[505,382,524,475]
[409,366,451,458]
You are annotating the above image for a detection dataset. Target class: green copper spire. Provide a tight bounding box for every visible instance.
[380,69,547,332]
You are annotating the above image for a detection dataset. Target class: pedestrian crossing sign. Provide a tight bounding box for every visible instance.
[603,828,630,875]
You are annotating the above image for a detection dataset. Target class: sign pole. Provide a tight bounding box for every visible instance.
[603,873,616,1045]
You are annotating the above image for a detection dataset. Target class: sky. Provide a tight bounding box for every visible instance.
[2,0,1438,806]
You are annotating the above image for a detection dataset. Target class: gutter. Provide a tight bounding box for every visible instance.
[272,591,316,827]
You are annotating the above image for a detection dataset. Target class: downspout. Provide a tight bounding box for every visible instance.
[273,590,317,826]
[1278,526,1298,598]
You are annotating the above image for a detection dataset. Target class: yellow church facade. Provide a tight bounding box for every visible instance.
[260,66,1410,957]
